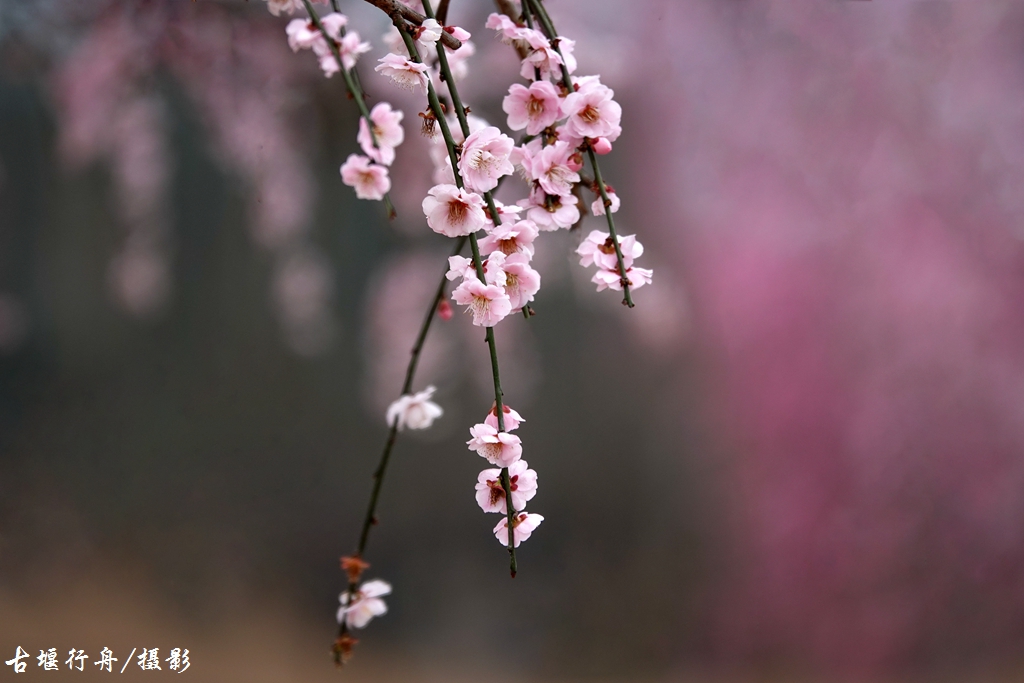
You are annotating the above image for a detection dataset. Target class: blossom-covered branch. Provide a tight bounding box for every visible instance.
[295,0,398,216]
[522,0,645,307]
[389,3,524,575]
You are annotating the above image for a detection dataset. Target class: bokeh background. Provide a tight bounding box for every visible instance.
[2,0,1024,681]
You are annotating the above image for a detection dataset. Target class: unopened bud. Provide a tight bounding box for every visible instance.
[592,137,613,155]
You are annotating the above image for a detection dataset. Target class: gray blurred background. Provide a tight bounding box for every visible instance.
[2,1,1024,681]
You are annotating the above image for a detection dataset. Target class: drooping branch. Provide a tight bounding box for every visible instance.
[300,0,396,218]
[393,6,520,576]
[522,0,636,307]
[334,236,466,665]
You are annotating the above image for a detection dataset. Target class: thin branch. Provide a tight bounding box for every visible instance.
[396,5,519,576]
[334,236,467,664]
[436,0,451,25]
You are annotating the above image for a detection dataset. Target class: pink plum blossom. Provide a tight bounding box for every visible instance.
[476,459,538,513]
[467,422,522,467]
[562,82,622,141]
[458,126,515,193]
[386,385,443,431]
[337,579,391,629]
[493,511,544,548]
[479,219,538,257]
[485,13,528,44]
[428,113,489,184]
[337,31,372,70]
[447,26,471,42]
[518,187,580,231]
[591,186,620,216]
[510,138,543,182]
[489,199,524,222]
[522,140,580,197]
[340,154,390,200]
[422,184,487,237]
[485,404,525,432]
[417,18,443,48]
[450,252,509,286]
[266,0,308,17]
[519,31,575,81]
[452,278,512,327]
[446,255,476,282]
[286,20,323,52]
[446,253,506,286]
[503,81,562,135]
[591,137,613,155]
[592,265,653,292]
[577,230,644,270]
[319,13,348,41]
[375,53,429,93]
[498,253,541,311]
[314,30,370,78]
[358,102,404,166]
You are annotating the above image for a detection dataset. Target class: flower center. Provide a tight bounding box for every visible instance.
[479,441,502,461]
[545,165,570,188]
[543,194,562,213]
[487,479,505,506]
[580,104,600,123]
[447,199,469,225]
[527,96,545,117]
[505,272,520,299]
[470,149,498,173]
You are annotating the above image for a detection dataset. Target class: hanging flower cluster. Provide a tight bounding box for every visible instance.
[469,404,544,547]
[484,12,652,295]
[283,7,405,202]
[263,0,650,665]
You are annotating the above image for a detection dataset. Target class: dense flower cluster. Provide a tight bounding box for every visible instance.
[483,12,652,294]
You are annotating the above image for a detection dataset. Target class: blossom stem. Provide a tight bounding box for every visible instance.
[523,0,635,306]
[300,0,396,219]
[335,236,467,664]
[395,7,518,576]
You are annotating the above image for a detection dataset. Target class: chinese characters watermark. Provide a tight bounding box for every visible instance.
[5,646,190,673]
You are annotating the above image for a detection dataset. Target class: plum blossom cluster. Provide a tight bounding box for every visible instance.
[341,102,404,202]
[470,404,543,547]
[370,8,547,555]
[279,4,406,202]
[285,11,369,78]
[577,230,653,292]
[484,11,652,296]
